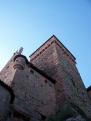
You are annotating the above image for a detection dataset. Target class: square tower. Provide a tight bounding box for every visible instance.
[30,35,91,119]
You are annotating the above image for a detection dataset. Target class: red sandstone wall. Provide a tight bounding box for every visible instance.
[0,53,56,120]
[0,85,11,120]
[30,41,67,106]
[30,38,91,119]
[0,56,16,86]
[12,64,56,120]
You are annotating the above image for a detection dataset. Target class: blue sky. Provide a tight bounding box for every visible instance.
[0,0,91,87]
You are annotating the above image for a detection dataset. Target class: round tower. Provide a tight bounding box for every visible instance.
[13,55,28,70]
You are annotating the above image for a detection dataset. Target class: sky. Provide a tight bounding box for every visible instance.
[0,0,91,87]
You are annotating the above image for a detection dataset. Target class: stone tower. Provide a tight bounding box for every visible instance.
[0,35,91,121]
[30,35,91,120]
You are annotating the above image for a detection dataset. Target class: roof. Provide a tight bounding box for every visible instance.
[30,35,76,61]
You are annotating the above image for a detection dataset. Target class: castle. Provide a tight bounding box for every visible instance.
[0,35,91,121]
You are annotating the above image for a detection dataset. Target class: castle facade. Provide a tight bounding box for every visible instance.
[0,35,91,121]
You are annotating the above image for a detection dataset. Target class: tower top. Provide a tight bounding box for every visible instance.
[30,35,76,63]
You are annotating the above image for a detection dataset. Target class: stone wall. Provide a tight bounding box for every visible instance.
[0,81,11,121]
[0,36,91,121]
[30,39,67,107]
[87,86,91,101]
[88,90,91,100]
[11,55,56,121]
[30,36,91,120]
[0,54,16,86]
[0,53,56,121]
[55,41,91,118]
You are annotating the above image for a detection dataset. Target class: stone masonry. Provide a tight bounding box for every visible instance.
[87,86,91,100]
[0,35,91,121]
[30,35,91,120]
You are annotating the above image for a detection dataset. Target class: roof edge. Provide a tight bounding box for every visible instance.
[29,35,55,57]
[29,35,76,61]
